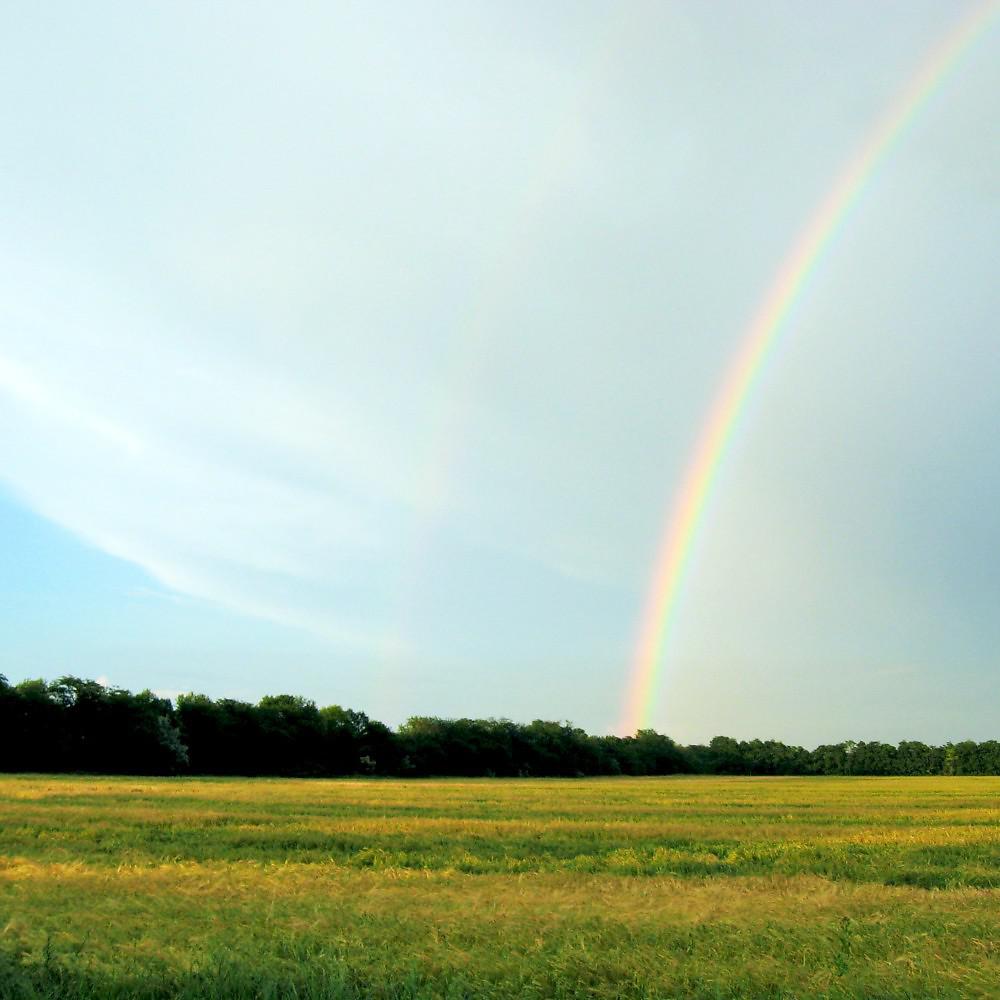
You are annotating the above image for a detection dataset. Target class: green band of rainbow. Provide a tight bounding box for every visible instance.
[621,0,998,736]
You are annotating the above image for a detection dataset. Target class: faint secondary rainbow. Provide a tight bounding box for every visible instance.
[380,6,638,690]
[621,0,999,735]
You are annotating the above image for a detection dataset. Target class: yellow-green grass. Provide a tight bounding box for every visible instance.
[2,776,1000,998]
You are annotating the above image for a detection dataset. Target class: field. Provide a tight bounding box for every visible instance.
[2,776,1000,998]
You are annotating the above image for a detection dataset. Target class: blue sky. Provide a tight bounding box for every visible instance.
[1,1,998,744]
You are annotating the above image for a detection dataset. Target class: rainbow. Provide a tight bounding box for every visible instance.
[382,7,637,683]
[621,0,999,735]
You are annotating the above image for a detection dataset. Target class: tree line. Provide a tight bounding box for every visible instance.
[2,675,998,777]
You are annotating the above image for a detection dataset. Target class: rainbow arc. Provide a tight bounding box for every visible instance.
[621,0,999,735]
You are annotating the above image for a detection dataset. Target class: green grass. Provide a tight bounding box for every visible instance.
[2,776,1000,998]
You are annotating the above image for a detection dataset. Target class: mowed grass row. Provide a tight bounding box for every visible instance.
[2,776,1000,998]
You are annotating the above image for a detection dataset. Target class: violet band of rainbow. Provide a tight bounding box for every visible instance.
[621,0,999,736]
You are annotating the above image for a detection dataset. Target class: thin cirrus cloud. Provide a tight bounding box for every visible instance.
[0,259,402,644]
[0,241,627,656]
[0,0,650,661]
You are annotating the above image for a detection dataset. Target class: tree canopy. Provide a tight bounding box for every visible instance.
[1,675,996,778]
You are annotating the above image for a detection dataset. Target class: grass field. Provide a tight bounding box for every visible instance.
[2,775,999,998]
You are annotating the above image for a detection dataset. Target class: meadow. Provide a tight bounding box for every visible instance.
[2,775,999,999]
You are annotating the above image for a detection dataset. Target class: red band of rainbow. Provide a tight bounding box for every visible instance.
[621,1,999,735]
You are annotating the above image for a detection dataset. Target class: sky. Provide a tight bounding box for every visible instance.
[1,1,998,746]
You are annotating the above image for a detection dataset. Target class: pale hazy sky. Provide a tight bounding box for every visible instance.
[1,1,998,744]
